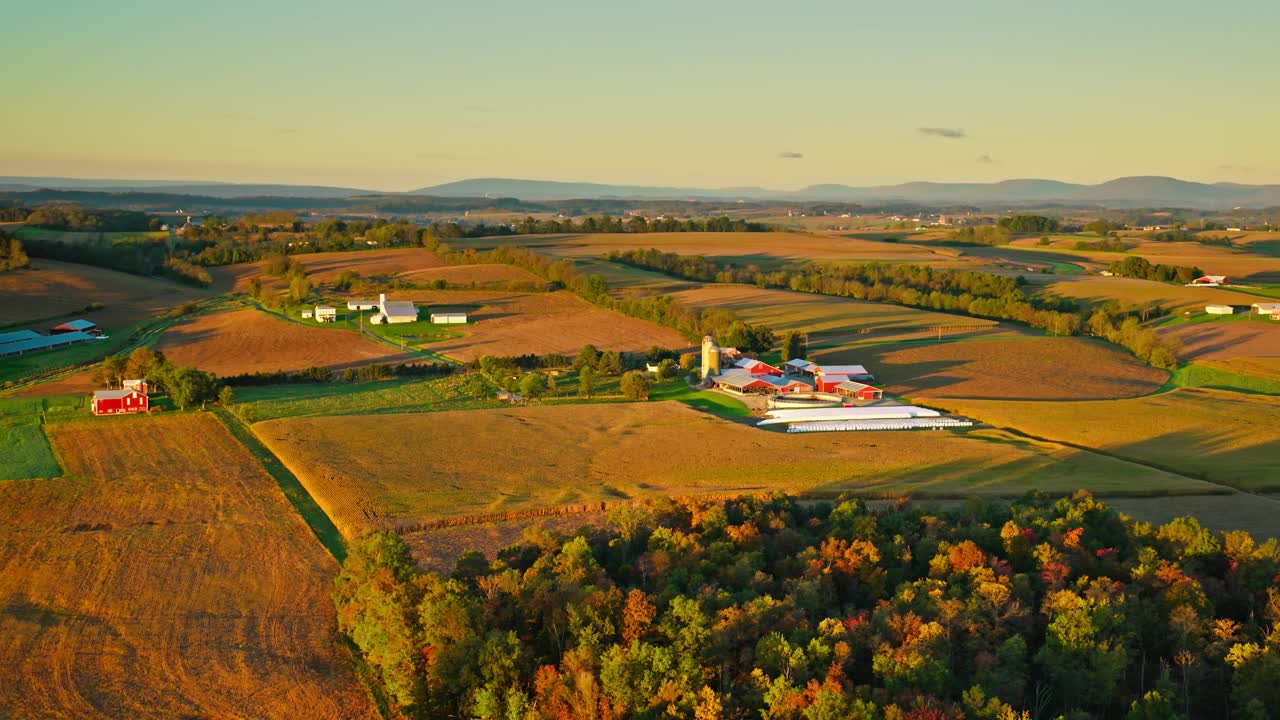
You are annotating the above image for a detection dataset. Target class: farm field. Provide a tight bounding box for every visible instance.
[0,413,374,719]
[254,401,1215,540]
[1006,237,1280,283]
[1029,273,1263,312]
[926,388,1280,491]
[396,262,539,286]
[411,290,688,361]
[154,307,415,376]
[0,397,64,480]
[1156,320,1280,361]
[450,231,949,268]
[0,259,208,328]
[210,247,448,292]
[820,336,1168,400]
[668,283,998,335]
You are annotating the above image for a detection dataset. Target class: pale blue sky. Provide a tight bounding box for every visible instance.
[3,0,1277,190]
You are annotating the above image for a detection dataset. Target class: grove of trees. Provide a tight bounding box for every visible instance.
[335,492,1280,719]
[0,231,29,271]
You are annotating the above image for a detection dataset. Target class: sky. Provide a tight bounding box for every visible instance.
[4,0,1279,191]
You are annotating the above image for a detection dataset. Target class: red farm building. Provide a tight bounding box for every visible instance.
[734,358,783,376]
[91,387,149,416]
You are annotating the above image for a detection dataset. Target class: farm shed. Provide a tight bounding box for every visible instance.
[91,388,149,415]
[814,374,851,393]
[301,309,313,319]
[734,357,783,376]
[122,378,148,394]
[1190,275,1229,286]
[784,358,817,375]
[834,381,884,401]
[347,299,379,311]
[1205,304,1235,315]
[314,305,337,322]
[50,318,98,335]
[811,363,875,382]
[430,312,468,324]
[757,405,941,427]
[1251,303,1280,317]
[0,329,97,359]
[713,369,782,394]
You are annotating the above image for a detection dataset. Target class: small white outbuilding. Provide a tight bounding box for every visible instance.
[430,312,468,324]
[1205,304,1235,315]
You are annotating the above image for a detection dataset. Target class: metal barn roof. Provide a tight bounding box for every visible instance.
[93,388,144,400]
[0,330,42,346]
[381,301,418,319]
[813,364,869,376]
[53,319,97,331]
[0,331,97,358]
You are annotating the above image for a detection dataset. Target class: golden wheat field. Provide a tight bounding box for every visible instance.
[926,388,1280,492]
[1156,321,1280,361]
[210,247,448,292]
[0,414,375,720]
[253,401,1215,540]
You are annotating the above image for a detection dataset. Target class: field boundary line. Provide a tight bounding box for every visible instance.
[212,408,348,562]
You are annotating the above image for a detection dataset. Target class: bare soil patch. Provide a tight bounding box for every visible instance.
[415,290,688,361]
[1157,322,1280,361]
[0,260,208,329]
[155,307,414,375]
[822,336,1167,400]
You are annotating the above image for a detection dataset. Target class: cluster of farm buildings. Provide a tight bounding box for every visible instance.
[697,335,971,433]
[302,294,467,325]
[0,319,102,359]
[90,379,150,416]
[1204,302,1280,318]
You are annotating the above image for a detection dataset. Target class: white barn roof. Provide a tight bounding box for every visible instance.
[758,405,940,426]
[381,300,418,320]
[813,364,869,376]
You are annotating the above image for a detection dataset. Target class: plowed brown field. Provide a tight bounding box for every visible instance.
[417,290,688,361]
[154,308,414,375]
[819,336,1168,400]
[0,413,375,719]
[0,260,208,328]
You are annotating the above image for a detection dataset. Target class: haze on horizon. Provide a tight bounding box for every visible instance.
[4,0,1278,192]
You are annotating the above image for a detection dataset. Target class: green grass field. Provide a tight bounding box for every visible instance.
[1167,362,1280,395]
[0,397,80,480]
[15,227,171,245]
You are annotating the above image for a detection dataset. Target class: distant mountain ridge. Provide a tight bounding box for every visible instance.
[5,175,1280,209]
[414,176,1280,208]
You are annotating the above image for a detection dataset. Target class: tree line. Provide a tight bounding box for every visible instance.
[0,230,29,271]
[1109,256,1204,285]
[94,347,225,410]
[609,249,1182,369]
[335,491,1280,718]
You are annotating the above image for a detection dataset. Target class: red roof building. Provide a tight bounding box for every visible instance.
[91,388,149,416]
[735,358,783,376]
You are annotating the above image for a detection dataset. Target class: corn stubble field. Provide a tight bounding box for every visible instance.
[0,414,374,720]
[254,401,1216,542]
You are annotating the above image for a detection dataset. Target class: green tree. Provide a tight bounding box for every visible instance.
[620,371,651,400]
[94,354,128,388]
[655,358,677,382]
[597,350,623,376]
[578,365,596,398]
[782,331,806,363]
[217,385,235,407]
[574,344,600,370]
[519,373,548,399]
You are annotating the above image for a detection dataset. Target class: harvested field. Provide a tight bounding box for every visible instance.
[399,263,539,285]
[450,231,944,268]
[669,283,997,335]
[9,369,99,398]
[255,401,1214,539]
[1031,274,1262,312]
[1195,356,1280,382]
[0,413,374,719]
[820,336,1168,400]
[411,290,688,361]
[154,307,414,376]
[210,247,447,292]
[927,388,1280,491]
[1157,321,1280,361]
[0,260,208,328]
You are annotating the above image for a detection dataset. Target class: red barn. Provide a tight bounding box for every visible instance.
[814,374,851,393]
[91,388,149,416]
[834,380,884,401]
[735,358,783,376]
